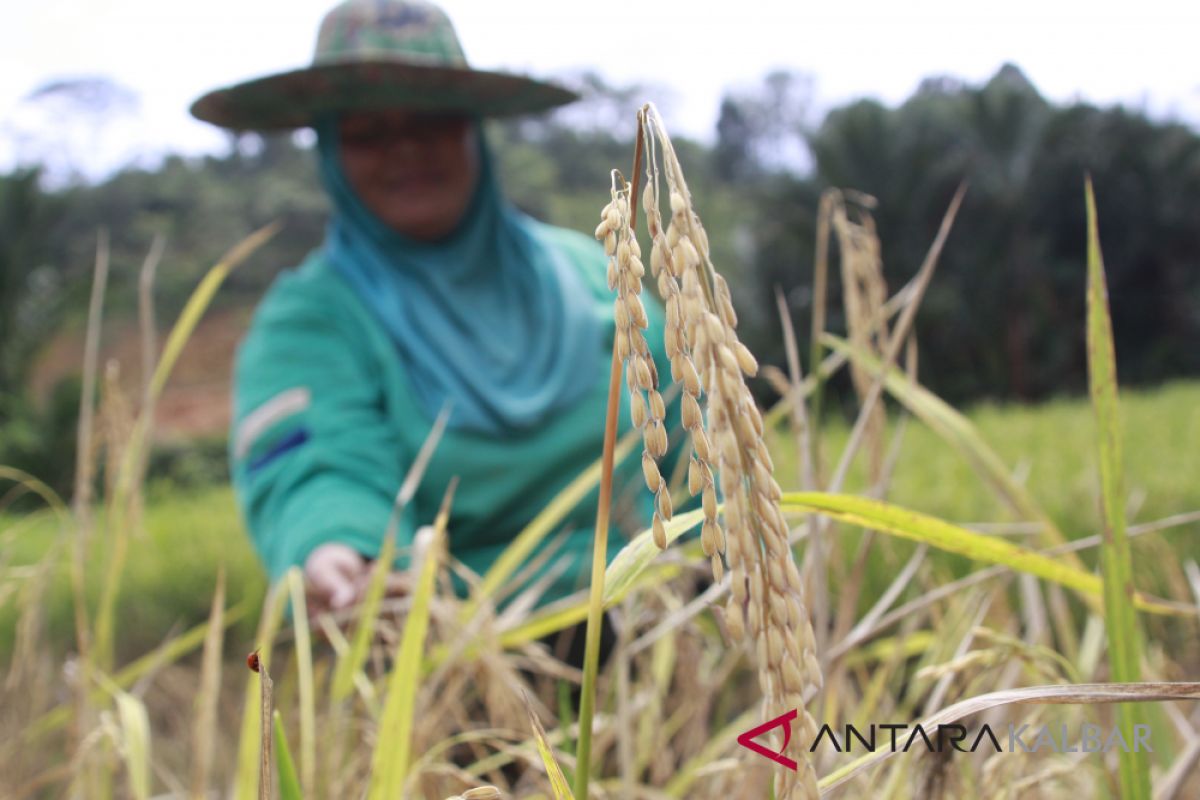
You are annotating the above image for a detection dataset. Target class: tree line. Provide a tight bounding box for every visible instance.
[2,64,1198,491]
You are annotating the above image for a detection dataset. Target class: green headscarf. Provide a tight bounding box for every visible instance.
[315,116,603,434]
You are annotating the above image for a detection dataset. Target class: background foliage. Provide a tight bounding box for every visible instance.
[2,64,1199,494]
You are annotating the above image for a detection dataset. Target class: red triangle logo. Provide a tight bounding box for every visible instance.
[737,708,799,771]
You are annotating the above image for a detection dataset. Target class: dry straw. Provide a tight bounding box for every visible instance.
[595,102,823,800]
[826,189,890,482]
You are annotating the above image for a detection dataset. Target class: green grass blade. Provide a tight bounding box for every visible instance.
[603,507,705,604]
[525,692,575,800]
[1085,178,1150,799]
[285,568,315,792]
[113,690,152,800]
[273,710,303,800]
[331,406,449,704]
[821,334,1072,552]
[190,567,225,800]
[465,482,1187,673]
[93,222,280,670]
[782,492,1181,617]
[89,669,152,800]
[330,532,395,704]
[366,482,454,799]
[782,492,1101,594]
[502,603,591,648]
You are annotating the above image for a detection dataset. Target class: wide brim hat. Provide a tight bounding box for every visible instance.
[190,0,578,131]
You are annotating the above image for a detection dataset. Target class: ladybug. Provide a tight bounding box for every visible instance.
[247,648,261,673]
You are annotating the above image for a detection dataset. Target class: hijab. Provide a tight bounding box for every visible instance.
[314,116,603,435]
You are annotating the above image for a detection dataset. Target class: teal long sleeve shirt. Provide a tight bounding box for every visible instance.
[229,222,683,609]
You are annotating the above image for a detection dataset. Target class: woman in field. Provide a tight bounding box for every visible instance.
[189,0,678,627]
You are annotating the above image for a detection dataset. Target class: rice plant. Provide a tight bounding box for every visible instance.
[1,107,1199,800]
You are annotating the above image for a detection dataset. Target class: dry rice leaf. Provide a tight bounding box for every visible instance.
[664,706,760,798]
[819,682,1200,795]
[23,599,251,745]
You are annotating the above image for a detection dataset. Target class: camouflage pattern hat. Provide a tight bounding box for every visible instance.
[190,0,578,130]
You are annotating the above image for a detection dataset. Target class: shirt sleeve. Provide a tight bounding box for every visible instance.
[228,276,416,583]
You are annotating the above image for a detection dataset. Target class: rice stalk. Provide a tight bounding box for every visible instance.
[630,101,821,800]
[572,118,644,795]
[135,233,165,491]
[68,226,109,799]
[256,650,275,800]
[773,287,817,503]
[827,190,889,483]
[808,189,834,479]
[1085,177,1150,799]
[0,467,69,693]
[234,582,287,800]
[72,226,108,549]
[817,186,964,507]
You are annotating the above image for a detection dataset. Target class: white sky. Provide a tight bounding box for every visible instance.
[3,0,1200,180]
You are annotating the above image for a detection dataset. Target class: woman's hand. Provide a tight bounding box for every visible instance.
[305,542,370,614]
[303,532,427,617]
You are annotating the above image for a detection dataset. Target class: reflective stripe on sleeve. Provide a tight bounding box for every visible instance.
[234,387,312,461]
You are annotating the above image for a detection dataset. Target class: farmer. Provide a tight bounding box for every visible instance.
[189,0,678,624]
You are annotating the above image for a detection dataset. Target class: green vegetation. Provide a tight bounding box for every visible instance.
[5,380,1196,661]
[0,484,263,660]
[3,67,1200,799]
